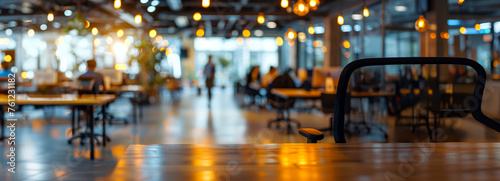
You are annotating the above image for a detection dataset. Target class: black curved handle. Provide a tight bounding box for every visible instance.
[333,57,500,143]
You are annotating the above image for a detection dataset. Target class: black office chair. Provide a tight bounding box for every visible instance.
[267,74,299,131]
[318,93,335,133]
[422,82,476,141]
[68,75,110,145]
[300,57,500,143]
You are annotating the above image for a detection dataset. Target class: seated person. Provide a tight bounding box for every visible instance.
[262,66,278,88]
[245,66,261,104]
[78,59,104,94]
[0,61,13,78]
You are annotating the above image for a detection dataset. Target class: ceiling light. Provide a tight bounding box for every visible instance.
[85,21,90,28]
[27,29,35,37]
[5,29,12,36]
[475,24,480,31]
[149,29,157,38]
[254,30,264,37]
[147,6,156,12]
[140,0,148,4]
[363,6,369,17]
[286,28,296,40]
[151,0,159,6]
[242,29,251,37]
[309,0,319,11]
[196,28,205,37]
[193,12,202,21]
[343,40,350,48]
[415,15,428,32]
[293,0,309,16]
[114,0,121,9]
[460,27,466,34]
[47,13,54,22]
[281,0,289,8]
[276,37,283,46]
[40,24,47,30]
[135,14,142,24]
[92,27,98,35]
[337,14,344,25]
[117,29,124,37]
[298,32,306,42]
[53,22,61,28]
[308,24,315,34]
[352,14,363,20]
[394,5,407,12]
[64,10,72,16]
[202,0,210,8]
[266,22,277,29]
[257,13,265,24]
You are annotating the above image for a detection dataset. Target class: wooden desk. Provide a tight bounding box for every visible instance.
[0,94,115,160]
[108,143,500,180]
[106,85,145,123]
[271,88,322,99]
[271,88,395,99]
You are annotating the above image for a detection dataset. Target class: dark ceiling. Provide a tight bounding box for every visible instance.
[0,0,500,37]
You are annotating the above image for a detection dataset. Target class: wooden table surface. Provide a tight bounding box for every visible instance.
[271,88,395,99]
[108,143,500,180]
[107,85,145,92]
[0,94,116,105]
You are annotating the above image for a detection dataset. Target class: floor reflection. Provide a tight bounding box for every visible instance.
[0,88,499,180]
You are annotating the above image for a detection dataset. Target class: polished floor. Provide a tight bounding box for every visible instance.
[0,88,499,180]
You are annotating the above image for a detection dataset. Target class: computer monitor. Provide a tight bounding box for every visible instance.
[96,68,123,86]
[34,70,58,86]
[311,66,343,88]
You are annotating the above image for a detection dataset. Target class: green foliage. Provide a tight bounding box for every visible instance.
[62,12,90,36]
[218,57,231,68]
[128,40,166,91]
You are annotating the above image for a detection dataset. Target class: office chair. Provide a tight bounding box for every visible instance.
[267,74,300,131]
[68,75,110,145]
[299,57,500,143]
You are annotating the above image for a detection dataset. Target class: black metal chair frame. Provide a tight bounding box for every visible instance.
[300,57,500,143]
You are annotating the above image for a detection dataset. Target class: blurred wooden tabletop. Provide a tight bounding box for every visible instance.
[108,143,500,180]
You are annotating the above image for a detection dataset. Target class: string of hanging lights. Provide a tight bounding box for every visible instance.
[281,0,319,16]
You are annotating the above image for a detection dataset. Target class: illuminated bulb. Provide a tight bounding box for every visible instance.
[430,32,436,39]
[94,38,100,47]
[155,35,163,43]
[337,14,344,25]
[27,29,35,37]
[415,15,428,32]
[4,55,12,62]
[257,13,265,24]
[293,0,309,16]
[202,0,210,8]
[196,28,205,37]
[276,37,283,46]
[117,29,124,37]
[242,29,251,37]
[135,14,142,24]
[363,6,369,17]
[106,36,113,44]
[193,12,202,21]
[115,63,127,70]
[281,0,289,8]
[309,0,319,11]
[475,24,480,31]
[92,27,98,35]
[460,27,466,34]
[114,0,121,9]
[343,40,350,49]
[85,21,90,28]
[286,28,296,40]
[308,24,315,34]
[149,29,157,38]
[458,0,464,5]
[322,46,327,52]
[47,13,54,22]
